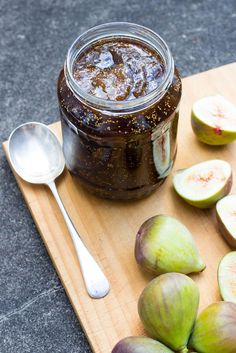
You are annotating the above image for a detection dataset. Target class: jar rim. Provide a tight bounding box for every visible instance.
[64,22,174,114]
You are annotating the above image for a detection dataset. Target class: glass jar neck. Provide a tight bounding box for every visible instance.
[64,22,174,114]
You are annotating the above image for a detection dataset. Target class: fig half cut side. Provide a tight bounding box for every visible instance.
[191,95,236,145]
[216,194,236,247]
[218,251,236,303]
[173,159,232,208]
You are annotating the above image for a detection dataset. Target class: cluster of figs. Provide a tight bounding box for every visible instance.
[112,95,236,353]
[112,215,236,353]
[113,274,236,353]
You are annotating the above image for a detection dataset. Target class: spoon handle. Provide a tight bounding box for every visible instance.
[47,181,110,299]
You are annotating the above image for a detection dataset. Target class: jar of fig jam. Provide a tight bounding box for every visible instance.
[57,23,181,200]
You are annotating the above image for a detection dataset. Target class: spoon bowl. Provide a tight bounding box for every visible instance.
[8,122,65,184]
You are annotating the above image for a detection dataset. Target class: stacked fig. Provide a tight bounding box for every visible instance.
[112,273,236,353]
[138,273,199,352]
[111,215,236,353]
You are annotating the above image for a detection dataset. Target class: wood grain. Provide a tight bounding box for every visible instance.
[2,62,236,353]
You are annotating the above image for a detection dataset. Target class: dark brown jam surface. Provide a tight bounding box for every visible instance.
[58,38,182,200]
[73,39,165,101]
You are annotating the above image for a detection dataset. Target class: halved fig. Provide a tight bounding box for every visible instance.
[216,195,236,247]
[191,95,236,145]
[218,252,236,303]
[173,160,232,208]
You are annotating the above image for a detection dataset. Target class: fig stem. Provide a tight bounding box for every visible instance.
[179,348,188,353]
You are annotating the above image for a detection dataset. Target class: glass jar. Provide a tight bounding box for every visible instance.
[57,22,182,200]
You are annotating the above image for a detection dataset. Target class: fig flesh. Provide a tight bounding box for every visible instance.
[189,301,236,353]
[218,252,236,303]
[173,159,232,208]
[216,195,236,247]
[135,215,205,275]
[138,273,199,352]
[191,95,236,145]
[111,337,174,353]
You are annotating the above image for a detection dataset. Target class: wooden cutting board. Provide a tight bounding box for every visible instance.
[3,62,236,353]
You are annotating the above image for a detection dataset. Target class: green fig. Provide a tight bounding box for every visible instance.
[191,95,236,145]
[111,337,174,353]
[135,215,205,275]
[189,301,236,353]
[138,273,199,352]
[173,159,232,208]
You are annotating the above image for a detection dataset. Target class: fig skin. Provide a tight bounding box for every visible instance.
[189,301,236,353]
[135,215,205,275]
[138,273,199,352]
[111,337,174,353]
[191,110,236,145]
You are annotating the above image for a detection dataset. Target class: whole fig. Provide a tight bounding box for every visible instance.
[112,336,174,353]
[138,273,199,352]
[189,301,236,353]
[135,215,205,275]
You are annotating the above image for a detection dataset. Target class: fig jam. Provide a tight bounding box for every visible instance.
[72,40,165,101]
[58,23,182,200]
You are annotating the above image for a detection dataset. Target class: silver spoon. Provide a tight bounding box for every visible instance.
[8,122,110,299]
